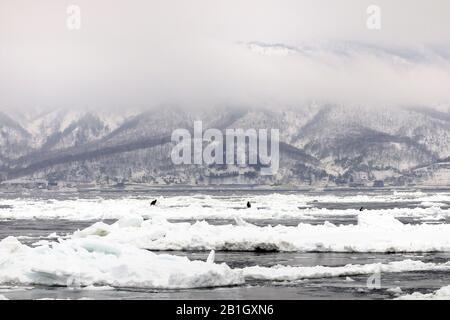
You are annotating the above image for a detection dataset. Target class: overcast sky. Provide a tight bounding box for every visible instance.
[1,0,450,111]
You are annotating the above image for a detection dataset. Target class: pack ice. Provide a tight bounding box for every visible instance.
[397,285,450,300]
[72,213,450,253]
[0,236,243,289]
[0,192,448,221]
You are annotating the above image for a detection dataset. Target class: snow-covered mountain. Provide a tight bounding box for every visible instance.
[0,104,449,186]
[0,111,31,164]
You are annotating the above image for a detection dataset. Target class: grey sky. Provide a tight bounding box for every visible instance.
[1,0,450,111]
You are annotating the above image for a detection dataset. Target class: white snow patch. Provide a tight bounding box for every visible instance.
[206,250,215,264]
[0,236,243,289]
[420,201,446,208]
[72,213,450,253]
[387,287,403,295]
[345,277,355,282]
[81,285,114,291]
[241,260,450,281]
[1,193,448,221]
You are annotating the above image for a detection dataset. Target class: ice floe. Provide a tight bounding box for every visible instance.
[2,232,449,291]
[0,192,449,221]
[2,232,450,290]
[387,287,403,295]
[241,260,450,281]
[71,213,450,253]
[397,285,450,300]
[0,236,243,289]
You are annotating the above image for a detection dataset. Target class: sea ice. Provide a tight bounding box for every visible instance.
[72,213,450,253]
[2,232,449,290]
[0,236,244,289]
[241,260,450,281]
[1,192,448,221]
[397,285,450,300]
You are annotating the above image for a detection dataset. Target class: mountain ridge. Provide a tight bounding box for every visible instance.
[0,105,449,186]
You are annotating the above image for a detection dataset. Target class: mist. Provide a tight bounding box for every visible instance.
[1,0,450,112]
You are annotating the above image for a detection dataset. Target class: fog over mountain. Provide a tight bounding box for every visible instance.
[1,0,450,110]
[1,1,450,187]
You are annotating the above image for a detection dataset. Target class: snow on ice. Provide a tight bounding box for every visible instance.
[72,213,450,253]
[397,285,450,300]
[0,192,448,221]
[242,260,450,281]
[0,236,243,289]
[3,234,450,291]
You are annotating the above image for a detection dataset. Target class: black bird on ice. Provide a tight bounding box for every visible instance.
[150,199,157,206]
